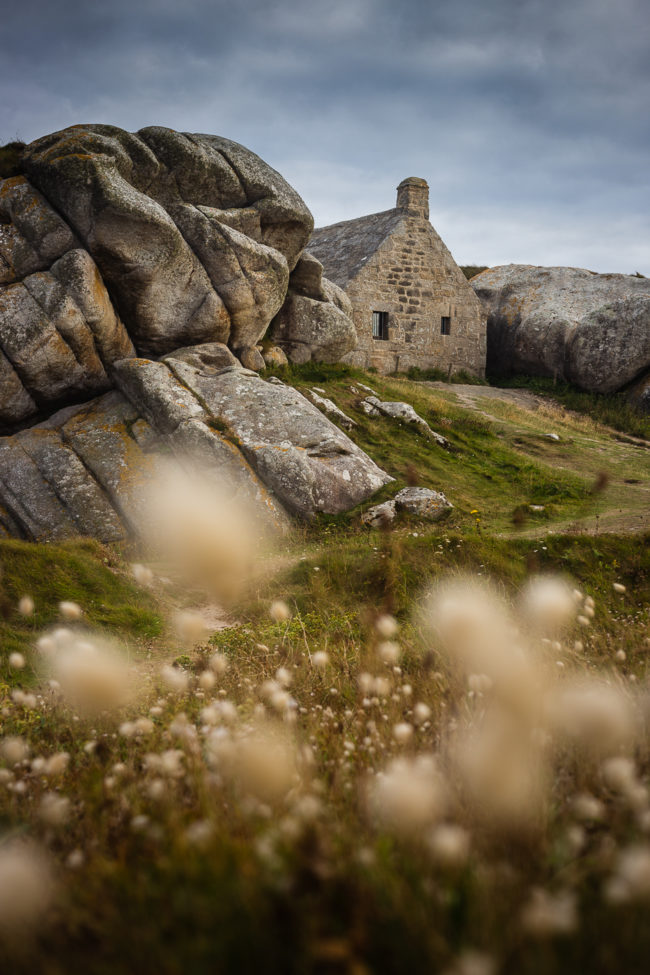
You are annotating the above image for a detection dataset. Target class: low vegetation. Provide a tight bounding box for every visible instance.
[0,140,25,179]
[493,374,650,441]
[460,265,489,280]
[1,368,649,973]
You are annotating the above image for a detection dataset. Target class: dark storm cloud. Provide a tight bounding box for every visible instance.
[1,0,648,272]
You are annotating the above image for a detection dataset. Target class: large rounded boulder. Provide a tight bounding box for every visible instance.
[0,125,389,541]
[472,265,650,394]
[0,124,320,429]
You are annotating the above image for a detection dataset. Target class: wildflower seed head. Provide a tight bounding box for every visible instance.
[375,614,399,639]
[548,679,637,758]
[18,596,34,616]
[601,756,637,793]
[209,652,228,675]
[520,888,577,936]
[413,702,432,724]
[420,578,525,692]
[377,640,401,665]
[1,737,29,766]
[520,575,576,635]
[368,755,448,835]
[451,711,548,829]
[58,601,82,621]
[38,793,70,827]
[233,728,299,803]
[269,600,291,622]
[0,841,55,937]
[427,823,470,868]
[393,722,414,745]
[44,752,69,778]
[606,845,650,902]
[43,632,133,714]
[572,793,606,823]
[160,664,190,695]
[199,670,216,690]
[140,461,272,602]
[173,610,208,645]
[131,563,154,587]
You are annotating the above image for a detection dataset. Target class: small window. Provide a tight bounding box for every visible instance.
[372,311,389,340]
[440,316,451,335]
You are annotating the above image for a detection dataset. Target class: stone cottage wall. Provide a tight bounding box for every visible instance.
[342,217,486,376]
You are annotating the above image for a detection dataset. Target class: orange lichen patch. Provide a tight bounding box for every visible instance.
[0,176,27,198]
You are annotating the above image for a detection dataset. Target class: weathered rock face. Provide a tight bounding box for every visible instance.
[268,252,357,364]
[1,125,356,433]
[472,265,650,394]
[17,124,313,358]
[0,351,392,539]
[0,126,385,540]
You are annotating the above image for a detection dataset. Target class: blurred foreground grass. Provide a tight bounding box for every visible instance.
[1,368,649,974]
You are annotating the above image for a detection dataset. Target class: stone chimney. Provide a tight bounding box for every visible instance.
[396,177,429,220]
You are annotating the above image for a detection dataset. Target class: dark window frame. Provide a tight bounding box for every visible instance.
[372,310,389,340]
[440,316,451,335]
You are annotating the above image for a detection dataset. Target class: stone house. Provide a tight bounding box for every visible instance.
[307,178,486,376]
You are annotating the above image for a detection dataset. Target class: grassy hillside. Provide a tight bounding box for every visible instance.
[1,366,649,974]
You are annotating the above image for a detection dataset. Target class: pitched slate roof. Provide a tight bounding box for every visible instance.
[306,208,405,289]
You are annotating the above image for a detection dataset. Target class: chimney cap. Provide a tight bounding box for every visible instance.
[397,176,429,190]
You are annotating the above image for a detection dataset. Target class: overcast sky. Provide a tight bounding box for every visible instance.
[2,0,648,273]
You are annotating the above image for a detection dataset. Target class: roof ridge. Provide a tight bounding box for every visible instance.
[310,207,397,234]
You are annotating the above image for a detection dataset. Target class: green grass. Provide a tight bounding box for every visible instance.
[277,367,598,533]
[494,375,650,440]
[243,528,650,628]
[0,538,163,684]
[1,366,650,974]
[1,527,649,973]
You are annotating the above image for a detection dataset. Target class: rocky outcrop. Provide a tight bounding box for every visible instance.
[361,487,453,527]
[1,125,356,434]
[0,348,392,540]
[472,265,650,394]
[20,126,312,358]
[268,252,357,363]
[0,126,388,541]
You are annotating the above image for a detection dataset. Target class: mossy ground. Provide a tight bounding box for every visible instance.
[0,539,162,679]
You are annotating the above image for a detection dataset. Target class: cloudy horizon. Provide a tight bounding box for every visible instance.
[2,0,648,274]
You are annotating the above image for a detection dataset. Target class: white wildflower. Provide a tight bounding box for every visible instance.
[18,596,34,616]
[59,601,82,621]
